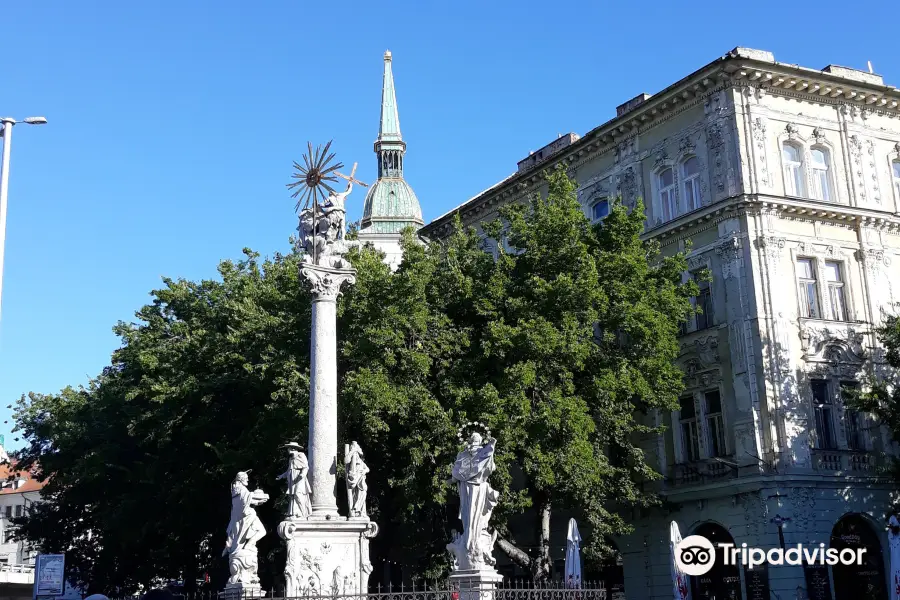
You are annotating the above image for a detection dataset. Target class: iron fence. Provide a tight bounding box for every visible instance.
[110,580,615,600]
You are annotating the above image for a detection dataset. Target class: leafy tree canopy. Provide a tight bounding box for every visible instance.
[13,167,696,592]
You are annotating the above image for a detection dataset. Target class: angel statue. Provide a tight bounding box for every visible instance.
[223,471,269,586]
[345,441,370,518]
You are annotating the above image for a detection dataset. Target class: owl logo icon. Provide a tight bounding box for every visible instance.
[675,535,716,576]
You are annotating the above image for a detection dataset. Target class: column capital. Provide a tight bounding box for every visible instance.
[301,264,357,301]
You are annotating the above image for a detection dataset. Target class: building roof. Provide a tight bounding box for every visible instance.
[420,47,900,239]
[0,462,44,496]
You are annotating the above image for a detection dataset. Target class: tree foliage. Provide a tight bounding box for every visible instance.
[13,168,696,592]
[847,313,900,478]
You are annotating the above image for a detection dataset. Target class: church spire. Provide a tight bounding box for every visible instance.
[359,50,423,268]
[374,50,405,178]
[378,50,403,144]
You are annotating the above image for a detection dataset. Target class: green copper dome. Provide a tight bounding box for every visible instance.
[362,178,424,233]
[359,50,423,234]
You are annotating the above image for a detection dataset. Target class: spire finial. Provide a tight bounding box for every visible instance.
[384,49,392,61]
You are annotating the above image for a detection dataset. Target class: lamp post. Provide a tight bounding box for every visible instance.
[0,116,48,324]
[772,514,792,549]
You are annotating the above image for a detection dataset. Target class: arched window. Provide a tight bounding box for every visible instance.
[681,157,701,213]
[782,142,805,197]
[892,160,900,200]
[810,147,832,201]
[658,168,676,221]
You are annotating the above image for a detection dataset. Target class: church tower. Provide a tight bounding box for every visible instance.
[358,50,424,269]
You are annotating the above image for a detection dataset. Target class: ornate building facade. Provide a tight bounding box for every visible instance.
[358,51,424,270]
[421,48,900,600]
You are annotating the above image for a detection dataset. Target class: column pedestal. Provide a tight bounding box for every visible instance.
[219,583,264,599]
[279,518,379,596]
[450,569,504,600]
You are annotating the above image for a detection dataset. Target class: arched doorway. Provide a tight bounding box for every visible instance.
[830,514,887,600]
[690,522,742,600]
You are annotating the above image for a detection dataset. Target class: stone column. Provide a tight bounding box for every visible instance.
[302,265,356,517]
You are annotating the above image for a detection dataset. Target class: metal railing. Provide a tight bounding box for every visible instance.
[110,581,612,600]
[0,563,34,573]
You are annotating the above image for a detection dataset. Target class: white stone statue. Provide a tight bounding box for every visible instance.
[278,442,312,519]
[449,432,500,571]
[344,441,369,518]
[223,471,269,586]
[297,180,361,270]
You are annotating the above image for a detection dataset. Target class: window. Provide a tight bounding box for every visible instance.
[3,507,9,519]
[705,390,726,458]
[783,143,805,197]
[682,157,701,213]
[591,198,609,222]
[692,271,714,330]
[797,258,820,319]
[13,505,21,518]
[658,168,676,221]
[841,381,863,450]
[893,160,900,200]
[2,529,13,544]
[679,396,700,462]
[824,261,847,321]
[810,148,832,201]
[811,379,836,449]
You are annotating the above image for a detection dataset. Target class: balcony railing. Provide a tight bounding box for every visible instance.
[0,563,34,584]
[811,449,884,474]
[669,458,738,487]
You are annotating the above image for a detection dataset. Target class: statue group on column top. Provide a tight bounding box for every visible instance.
[448,430,500,572]
[297,180,360,271]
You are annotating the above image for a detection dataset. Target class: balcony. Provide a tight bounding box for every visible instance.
[811,449,885,474]
[0,563,34,585]
[669,458,738,487]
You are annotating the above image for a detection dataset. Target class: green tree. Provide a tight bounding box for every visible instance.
[846,314,900,474]
[339,167,697,578]
[14,168,696,590]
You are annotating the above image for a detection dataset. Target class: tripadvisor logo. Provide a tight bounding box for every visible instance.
[675,535,867,575]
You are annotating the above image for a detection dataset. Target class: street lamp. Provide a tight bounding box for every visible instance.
[0,116,48,324]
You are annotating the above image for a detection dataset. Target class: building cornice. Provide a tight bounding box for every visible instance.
[422,48,900,239]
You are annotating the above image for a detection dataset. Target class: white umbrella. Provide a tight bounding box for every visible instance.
[669,521,689,600]
[565,518,583,588]
[889,515,900,600]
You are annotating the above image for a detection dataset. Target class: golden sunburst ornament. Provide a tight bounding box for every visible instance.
[287,140,345,213]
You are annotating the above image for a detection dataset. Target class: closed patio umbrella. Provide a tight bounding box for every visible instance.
[670,521,689,600]
[889,515,900,600]
[565,518,583,589]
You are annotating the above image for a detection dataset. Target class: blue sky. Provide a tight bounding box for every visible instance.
[0,1,897,450]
